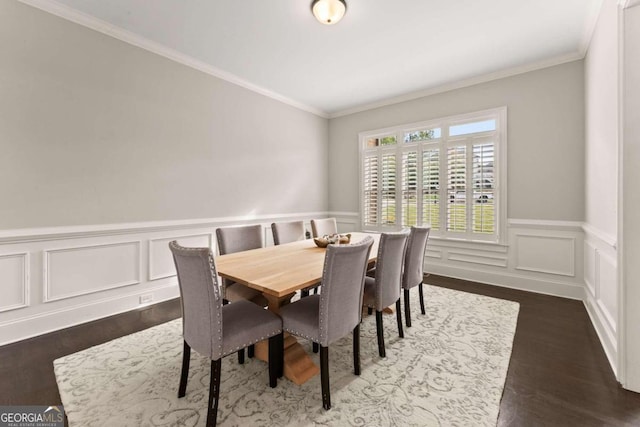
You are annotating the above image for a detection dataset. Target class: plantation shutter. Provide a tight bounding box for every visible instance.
[472,143,495,233]
[363,154,378,226]
[401,151,418,227]
[422,148,440,230]
[361,108,503,241]
[447,146,466,232]
[381,153,397,225]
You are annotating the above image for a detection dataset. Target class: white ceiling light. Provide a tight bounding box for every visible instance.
[311,0,347,25]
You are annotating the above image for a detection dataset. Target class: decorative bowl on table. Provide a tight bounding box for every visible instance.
[313,233,351,248]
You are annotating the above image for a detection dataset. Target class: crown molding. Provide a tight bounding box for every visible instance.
[328,52,583,118]
[18,0,604,121]
[17,0,329,119]
[580,0,606,57]
[619,0,640,8]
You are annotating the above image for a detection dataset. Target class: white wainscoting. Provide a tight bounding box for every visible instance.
[0,212,332,345]
[423,219,585,300]
[0,212,611,357]
[583,223,618,376]
[332,212,360,234]
[148,233,213,281]
[0,252,29,313]
[349,214,585,299]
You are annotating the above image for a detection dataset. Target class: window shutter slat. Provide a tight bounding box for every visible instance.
[363,155,378,226]
[472,143,495,234]
[402,151,418,227]
[381,154,397,225]
[422,148,440,230]
[447,146,466,232]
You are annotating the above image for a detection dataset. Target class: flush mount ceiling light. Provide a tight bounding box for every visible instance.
[311,0,347,25]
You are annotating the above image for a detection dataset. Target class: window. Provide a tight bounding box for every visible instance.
[359,108,506,243]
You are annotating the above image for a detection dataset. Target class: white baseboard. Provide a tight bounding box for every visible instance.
[584,290,618,377]
[582,223,619,376]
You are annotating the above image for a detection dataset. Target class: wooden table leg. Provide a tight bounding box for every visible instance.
[253,292,320,385]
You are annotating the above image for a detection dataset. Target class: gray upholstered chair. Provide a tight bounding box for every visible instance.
[271,220,317,298]
[216,224,268,363]
[310,217,338,238]
[271,220,306,245]
[216,224,268,307]
[402,226,431,327]
[279,236,374,410]
[169,241,283,427]
[362,231,408,357]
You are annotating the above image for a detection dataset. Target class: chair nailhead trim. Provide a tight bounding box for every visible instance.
[283,328,317,342]
[225,329,283,355]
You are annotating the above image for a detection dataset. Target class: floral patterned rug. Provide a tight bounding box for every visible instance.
[54,285,519,426]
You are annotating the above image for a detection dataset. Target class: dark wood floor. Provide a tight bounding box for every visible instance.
[1,275,639,426]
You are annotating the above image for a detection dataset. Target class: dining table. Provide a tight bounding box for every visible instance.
[215,231,380,385]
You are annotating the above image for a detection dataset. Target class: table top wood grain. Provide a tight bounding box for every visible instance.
[216,232,379,298]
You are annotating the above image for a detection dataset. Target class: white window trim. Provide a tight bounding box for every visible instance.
[358,107,508,245]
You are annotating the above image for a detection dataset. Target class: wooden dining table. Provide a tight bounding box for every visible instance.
[216,232,379,385]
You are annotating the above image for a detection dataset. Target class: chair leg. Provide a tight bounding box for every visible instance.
[268,335,279,388]
[178,340,191,398]
[207,359,222,427]
[396,299,404,339]
[320,346,331,410]
[404,289,412,327]
[367,307,373,315]
[237,349,245,365]
[313,342,319,353]
[419,283,426,315]
[301,289,310,298]
[278,333,284,378]
[314,287,319,295]
[375,311,386,358]
[248,344,255,359]
[353,324,361,375]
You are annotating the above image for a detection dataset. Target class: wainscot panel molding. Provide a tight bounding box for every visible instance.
[583,224,619,376]
[0,212,331,346]
[331,212,360,234]
[348,213,586,300]
[148,233,213,281]
[0,252,30,313]
[43,241,142,303]
[426,220,584,300]
[514,234,576,277]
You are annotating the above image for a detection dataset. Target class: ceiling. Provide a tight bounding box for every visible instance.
[29,0,603,117]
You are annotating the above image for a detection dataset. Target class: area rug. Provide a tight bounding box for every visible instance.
[54,285,519,426]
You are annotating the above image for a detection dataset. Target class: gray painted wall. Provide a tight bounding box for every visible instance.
[328,61,585,222]
[0,1,328,229]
